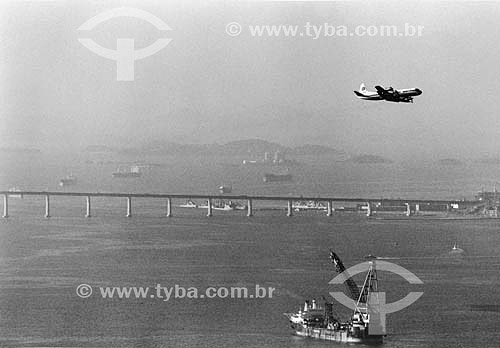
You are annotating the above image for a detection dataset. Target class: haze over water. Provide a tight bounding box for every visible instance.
[2,1,500,347]
[3,1,500,161]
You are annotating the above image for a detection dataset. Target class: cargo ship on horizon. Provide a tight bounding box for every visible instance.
[112,166,142,178]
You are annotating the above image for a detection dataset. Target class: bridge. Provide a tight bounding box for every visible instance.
[0,190,475,219]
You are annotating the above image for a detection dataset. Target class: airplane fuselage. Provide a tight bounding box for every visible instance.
[354,84,422,103]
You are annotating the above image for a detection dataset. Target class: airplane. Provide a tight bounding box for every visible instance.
[354,83,422,103]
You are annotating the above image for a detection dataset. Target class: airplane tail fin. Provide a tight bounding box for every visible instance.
[359,83,367,93]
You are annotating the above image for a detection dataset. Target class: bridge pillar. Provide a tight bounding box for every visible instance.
[166,197,172,217]
[247,199,253,217]
[45,195,50,218]
[85,196,91,218]
[327,201,333,217]
[207,198,213,217]
[3,194,8,218]
[405,203,412,217]
[366,202,372,217]
[126,197,132,217]
[287,200,293,217]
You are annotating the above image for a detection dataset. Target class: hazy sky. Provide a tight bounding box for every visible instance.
[2,0,500,160]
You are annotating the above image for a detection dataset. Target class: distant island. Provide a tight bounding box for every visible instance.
[0,147,41,154]
[474,157,500,165]
[289,144,345,156]
[83,139,399,166]
[85,139,348,158]
[348,154,392,164]
[85,145,117,153]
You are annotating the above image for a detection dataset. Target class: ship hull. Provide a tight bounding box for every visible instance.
[112,173,141,178]
[293,327,383,344]
[263,173,292,182]
[59,179,77,186]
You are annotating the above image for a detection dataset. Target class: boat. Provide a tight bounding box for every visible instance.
[179,200,198,208]
[263,173,292,183]
[242,160,258,165]
[219,185,232,194]
[284,251,385,344]
[197,200,244,211]
[112,165,141,178]
[450,242,464,254]
[335,206,358,212]
[59,175,77,187]
[212,200,235,211]
[233,202,247,210]
[8,187,24,198]
[293,200,327,211]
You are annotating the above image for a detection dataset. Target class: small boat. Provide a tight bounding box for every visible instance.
[234,202,247,210]
[197,200,241,211]
[8,187,23,198]
[213,205,234,211]
[179,200,198,208]
[293,200,327,211]
[263,173,292,183]
[219,185,232,194]
[213,200,235,211]
[112,166,141,178]
[450,242,464,254]
[59,175,77,187]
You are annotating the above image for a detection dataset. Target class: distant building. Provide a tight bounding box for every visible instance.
[273,151,284,164]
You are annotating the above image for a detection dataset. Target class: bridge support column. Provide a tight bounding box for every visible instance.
[45,195,50,218]
[247,199,253,217]
[3,194,8,218]
[166,197,172,217]
[405,203,412,217]
[85,196,91,218]
[366,202,372,217]
[327,201,333,216]
[126,197,132,217]
[207,199,213,217]
[287,200,293,217]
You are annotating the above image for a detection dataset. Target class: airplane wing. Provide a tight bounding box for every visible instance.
[376,86,399,96]
[374,86,386,95]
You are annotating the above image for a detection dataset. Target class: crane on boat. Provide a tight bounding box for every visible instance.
[329,250,367,303]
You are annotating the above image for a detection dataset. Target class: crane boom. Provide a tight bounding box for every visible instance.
[329,250,366,303]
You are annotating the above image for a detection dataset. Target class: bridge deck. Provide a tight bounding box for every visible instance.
[0,191,472,205]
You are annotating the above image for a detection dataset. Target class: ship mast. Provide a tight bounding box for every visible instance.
[353,258,378,317]
[356,258,386,336]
